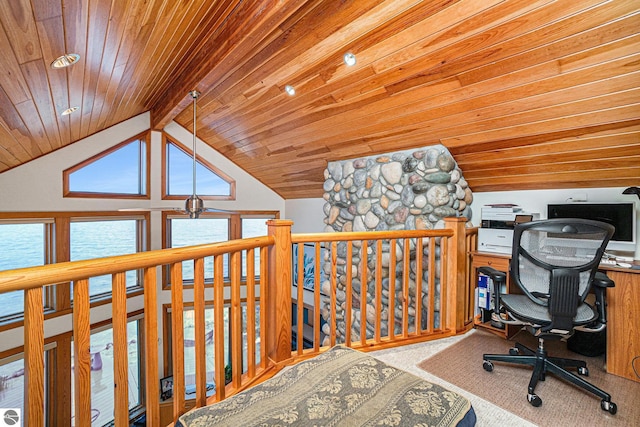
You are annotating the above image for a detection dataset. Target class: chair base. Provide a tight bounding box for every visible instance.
[482,338,617,414]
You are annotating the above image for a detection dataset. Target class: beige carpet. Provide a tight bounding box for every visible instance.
[418,329,640,427]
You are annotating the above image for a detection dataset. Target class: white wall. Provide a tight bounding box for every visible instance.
[285,198,327,233]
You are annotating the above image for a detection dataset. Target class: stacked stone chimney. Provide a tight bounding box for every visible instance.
[320,146,472,344]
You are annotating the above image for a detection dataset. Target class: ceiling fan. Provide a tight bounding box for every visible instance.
[121,90,234,218]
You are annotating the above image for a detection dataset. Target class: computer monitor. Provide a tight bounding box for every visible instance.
[547,202,636,252]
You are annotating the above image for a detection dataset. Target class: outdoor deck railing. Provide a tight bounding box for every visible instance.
[0,217,475,426]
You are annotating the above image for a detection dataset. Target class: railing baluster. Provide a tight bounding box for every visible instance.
[428,239,436,333]
[440,236,448,331]
[360,240,368,345]
[296,242,304,355]
[143,267,160,426]
[73,278,92,427]
[214,255,226,401]
[345,241,353,346]
[171,262,185,421]
[415,238,424,334]
[259,247,268,369]
[112,272,129,427]
[313,242,321,351]
[230,251,242,390]
[330,241,337,346]
[402,238,410,338]
[375,240,382,343]
[193,257,207,407]
[246,248,256,378]
[388,238,396,340]
[24,287,44,426]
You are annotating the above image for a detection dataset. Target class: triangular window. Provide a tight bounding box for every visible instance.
[63,131,150,198]
[163,136,235,200]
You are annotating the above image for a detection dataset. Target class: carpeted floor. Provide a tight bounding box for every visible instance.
[417,329,640,427]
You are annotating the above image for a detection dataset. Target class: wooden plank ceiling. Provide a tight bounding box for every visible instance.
[0,0,638,199]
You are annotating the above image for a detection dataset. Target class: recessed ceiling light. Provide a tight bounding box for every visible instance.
[284,85,296,96]
[343,52,357,67]
[61,106,79,116]
[51,53,80,69]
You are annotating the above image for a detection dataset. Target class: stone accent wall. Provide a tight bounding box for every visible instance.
[320,146,472,344]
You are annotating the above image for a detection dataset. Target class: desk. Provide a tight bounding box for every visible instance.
[471,251,640,383]
[599,263,640,383]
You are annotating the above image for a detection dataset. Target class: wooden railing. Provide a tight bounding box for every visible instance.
[0,217,474,426]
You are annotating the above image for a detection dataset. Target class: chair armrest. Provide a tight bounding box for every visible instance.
[594,271,615,288]
[478,266,507,284]
[591,271,614,326]
[478,266,507,322]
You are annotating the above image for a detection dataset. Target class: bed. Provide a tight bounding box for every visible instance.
[176,346,476,426]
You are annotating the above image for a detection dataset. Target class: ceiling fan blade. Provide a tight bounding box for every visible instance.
[118,207,182,212]
[204,207,237,214]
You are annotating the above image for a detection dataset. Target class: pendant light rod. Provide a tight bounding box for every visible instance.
[190,90,200,197]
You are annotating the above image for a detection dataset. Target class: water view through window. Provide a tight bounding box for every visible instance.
[71,220,139,297]
[0,223,46,317]
[171,218,229,281]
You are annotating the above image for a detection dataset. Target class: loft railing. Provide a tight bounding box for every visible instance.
[0,217,474,426]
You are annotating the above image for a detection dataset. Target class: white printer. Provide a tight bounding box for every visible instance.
[478,205,539,254]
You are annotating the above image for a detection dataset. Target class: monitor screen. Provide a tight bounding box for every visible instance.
[547,202,636,251]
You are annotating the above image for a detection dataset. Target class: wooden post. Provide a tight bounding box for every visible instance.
[24,287,45,427]
[171,262,185,422]
[143,266,160,426]
[266,220,293,364]
[73,279,92,427]
[444,217,468,333]
[112,273,129,427]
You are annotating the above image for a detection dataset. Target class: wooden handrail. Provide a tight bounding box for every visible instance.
[292,229,454,243]
[0,236,275,292]
[0,219,476,426]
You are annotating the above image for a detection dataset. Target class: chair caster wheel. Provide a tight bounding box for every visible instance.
[601,400,617,415]
[483,361,494,372]
[527,393,542,407]
[509,347,519,356]
[578,366,589,376]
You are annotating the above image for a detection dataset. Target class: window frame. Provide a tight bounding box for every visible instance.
[0,334,63,426]
[0,217,55,323]
[161,210,278,289]
[0,211,150,330]
[69,214,148,300]
[161,134,236,201]
[62,131,151,199]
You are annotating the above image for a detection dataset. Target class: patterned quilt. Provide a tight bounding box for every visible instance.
[176,346,475,427]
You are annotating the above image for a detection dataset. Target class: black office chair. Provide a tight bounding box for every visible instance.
[479,218,617,414]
